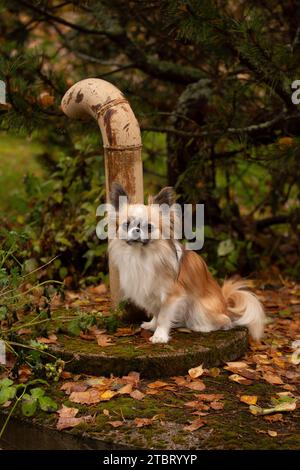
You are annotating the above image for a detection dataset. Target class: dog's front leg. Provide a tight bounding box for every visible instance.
[141,317,157,331]
[150,303,177,344]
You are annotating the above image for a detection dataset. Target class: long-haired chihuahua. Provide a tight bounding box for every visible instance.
[108,183,265,344]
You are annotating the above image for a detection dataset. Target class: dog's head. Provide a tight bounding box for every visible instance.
[109,182,179,247]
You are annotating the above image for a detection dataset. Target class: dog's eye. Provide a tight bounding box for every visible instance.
[121,221,130,229]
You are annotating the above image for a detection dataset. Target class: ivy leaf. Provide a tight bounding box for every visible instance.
[22,397,38,417]
[38,395,58,412]
[0,385,16,404]
[217,239,234,257]
[30,387,45,399]
[0,378,14,388]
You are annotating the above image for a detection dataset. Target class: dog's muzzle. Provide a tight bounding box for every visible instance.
[126,227,149,245]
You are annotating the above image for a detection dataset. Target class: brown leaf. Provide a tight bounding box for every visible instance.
[264,413,283,423]
[196,394,224,402]
[87,284,107,295]
[186,380,206,391]
[108,421,124,428]
[188,364,204,379]
[130,390,145,401]
[117,384,133,395]
[96,334,113,347]
[18,365,32,383]
[134,416,158,428]
[148,380,169,389]
[79,332,95,341]
[183,418,206,432]
[210,401,224,410]
[37,334,58,344]
[69,388,102,404]
[262,371,284,385]
[56,405,93,431]
[60,381,88,395]
[114,327,141,337]
[17,328,32,335]
[122,372,140,387]
[172,376,188,386]
[228,374,252,385]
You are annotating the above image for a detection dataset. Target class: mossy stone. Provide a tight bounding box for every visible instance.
[48,327,248,378]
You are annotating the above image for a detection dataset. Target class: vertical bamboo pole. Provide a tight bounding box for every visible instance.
[61,78,143,306]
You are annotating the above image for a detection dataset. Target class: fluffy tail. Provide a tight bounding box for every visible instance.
[222,279,265,340]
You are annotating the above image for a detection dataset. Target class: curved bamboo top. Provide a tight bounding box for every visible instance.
[61,78,141,150]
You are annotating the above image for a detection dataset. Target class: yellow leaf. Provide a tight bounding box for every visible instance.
[240,395,258,405]
[100,390,117,401]
[188,364,204,379]
[268,430,278,437]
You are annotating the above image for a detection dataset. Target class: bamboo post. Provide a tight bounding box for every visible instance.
[61,78,143,306]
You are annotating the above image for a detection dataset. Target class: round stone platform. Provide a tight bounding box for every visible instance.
[49,327,248,378]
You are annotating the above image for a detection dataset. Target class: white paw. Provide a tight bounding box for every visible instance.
[141,320,156,331]
[149,329,169,344]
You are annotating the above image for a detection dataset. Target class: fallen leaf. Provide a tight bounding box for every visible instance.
[262,371,284,385]
[60,382,88,395]
[264,414,283,423]
[80,332,95,341]
[225,361,248,369]
[37,334,58,344]
[184,401,209,411]
[148,380,169,389]
[185,380,206,391]
[249,399,297,416]
[228,374,252,385]
[188,364,204,379]
[18,365,32,383]
[209,367,220,377]
[96,334,113,347]
[130,390,145,401]
[210,401,224,410]
[87,284,107,295]
[108,421,124,428]
[267,430,278,437]
[134,416,158,428]
[69,389,101,404]
[240,395,258,405]
[114,327,141,337]
[56,405,93,430]
[172,376,188,386]
[183,418,206,432]
[85,377,108,387]
[17,328,32,335]
[100,390,117,401]
[103,409,110,416]
[196,394,224,402]
[122,372,140,387]
[146,389,160,395]
[117,384,133,395]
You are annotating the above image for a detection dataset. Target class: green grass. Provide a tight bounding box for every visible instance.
[0,132,43,214]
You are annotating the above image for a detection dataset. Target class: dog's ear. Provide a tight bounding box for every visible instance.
[110,182,129,210]
[151,187,176,206]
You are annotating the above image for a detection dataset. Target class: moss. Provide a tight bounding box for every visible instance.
[46,326,248,378]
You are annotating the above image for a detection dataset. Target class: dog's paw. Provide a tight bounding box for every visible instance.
[141,320,156,331]
[149,329,169,344]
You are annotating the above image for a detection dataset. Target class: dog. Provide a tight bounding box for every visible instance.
[108,182,265,344]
